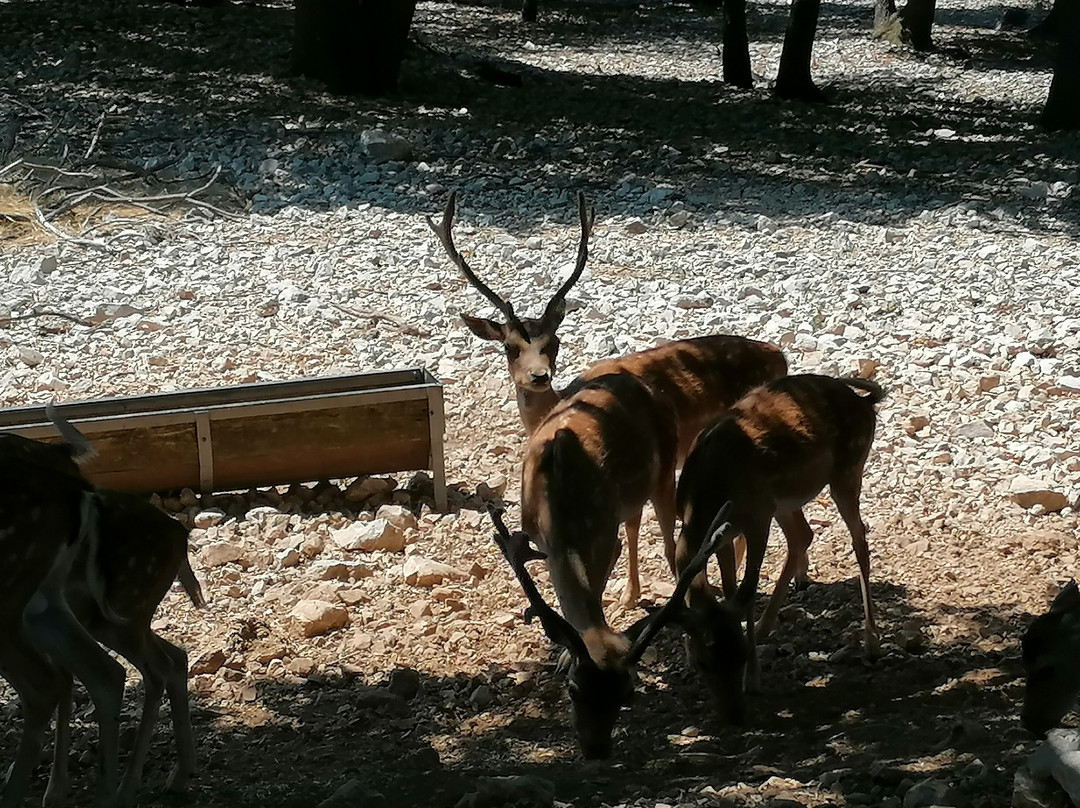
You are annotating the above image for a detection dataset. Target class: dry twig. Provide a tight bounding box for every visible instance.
[331,302,432,338]
[0,310,93,328]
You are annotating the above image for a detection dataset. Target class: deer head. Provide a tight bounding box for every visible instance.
[1022,580,1080,736]
[428,192,595,432]
[666,504,749,725]
[489,503,730,758]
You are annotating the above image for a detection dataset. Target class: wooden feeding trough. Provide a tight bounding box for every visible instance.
[0,368,447,510]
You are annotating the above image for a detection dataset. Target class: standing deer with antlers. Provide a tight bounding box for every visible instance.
[428,192,788,607]
[673,374,884,723]
[0,407,204,807]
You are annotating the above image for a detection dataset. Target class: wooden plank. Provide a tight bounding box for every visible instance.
[72,422,200,492]
[0,369,447,506]
[0,368,429,427]
[208,399,432,490]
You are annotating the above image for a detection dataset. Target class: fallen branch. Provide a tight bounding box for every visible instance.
[0,309,93,328]
[84,104,116,160]
[330,302,432,337]
[0,157,25,178]
[32,204,112,252]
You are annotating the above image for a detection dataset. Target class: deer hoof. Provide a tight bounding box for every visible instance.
[862,632,881,662]
[618,588,641,611]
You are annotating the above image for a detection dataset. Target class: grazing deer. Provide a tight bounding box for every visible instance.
[674,374,884,722]
[0,459,126,808]
[490,502,731,759]
[1,408,205,807]
[428,192,788,606]
[1021,580,1080,737]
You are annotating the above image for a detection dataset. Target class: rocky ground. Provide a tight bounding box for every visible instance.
[2,0,1080,805]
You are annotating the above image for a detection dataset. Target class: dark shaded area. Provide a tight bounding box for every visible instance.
[293,0,418,94]
[0,0,1076,240]
[0,577,1038,807]
[1041,0,1080,129]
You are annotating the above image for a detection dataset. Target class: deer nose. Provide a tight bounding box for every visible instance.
[530,371,551,386]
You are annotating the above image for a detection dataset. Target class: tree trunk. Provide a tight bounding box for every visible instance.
[775,0,825,101]
[522,0,538,22]
[898,0,936,50]
[1042,0,1080,128]
[722,0,753,88]
[1030,0,1061,39]
[293,0,418,95]
[873,0,896,29]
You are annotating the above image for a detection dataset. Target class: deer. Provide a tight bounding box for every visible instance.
[428,191,789,607]
[490,501,731,759]
[0,406,205,807]
[672,374,885,724]
[1021,580,1080,737]
[0,456,126,808]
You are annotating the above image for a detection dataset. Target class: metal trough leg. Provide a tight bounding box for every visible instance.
[428,388,448,512]
[194,410,214,495]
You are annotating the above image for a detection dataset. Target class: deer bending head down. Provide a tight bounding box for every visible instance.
[490,502,730,759]
[427,191,595,435]
[674,374,885,723]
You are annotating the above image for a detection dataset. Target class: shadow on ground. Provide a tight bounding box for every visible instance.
[0,576,1036,808]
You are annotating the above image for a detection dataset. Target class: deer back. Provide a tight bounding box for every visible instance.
[679,374,883,527]
[581,334,788,461]
[0,459,94,620]
[0,432,84,479]
[66,489,197,627]
[522,371,678,638]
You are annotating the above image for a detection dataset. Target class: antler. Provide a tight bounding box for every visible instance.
[427,192,529,336]
[625,501,733,664]
[488,505,591,660]
[541,191,595,329]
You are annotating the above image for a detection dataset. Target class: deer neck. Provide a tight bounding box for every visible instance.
[516,385,561,435]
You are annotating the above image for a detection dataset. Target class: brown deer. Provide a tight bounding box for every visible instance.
[0,457,126,808]
[673,374,884,723]
[1,407,205,807]
[428,192,788,606]
[490,502,731,759]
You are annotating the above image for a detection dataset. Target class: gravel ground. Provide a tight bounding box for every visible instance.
[2,0,1080,805]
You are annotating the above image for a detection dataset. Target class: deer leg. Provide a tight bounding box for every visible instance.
[0,634,64,808]
[23,594,125,808]
[830,477,879,659]
[43,672,74,808]
[716,542,738,600]
[756,510,814,639]
[157,637,195,793]
[736,518,772,695]
[618,511,643,609]
[652,477,679,579]
[98,628,164,808]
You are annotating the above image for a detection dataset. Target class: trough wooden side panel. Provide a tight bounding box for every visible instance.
[209,399,432,490]
[72,422,199,492]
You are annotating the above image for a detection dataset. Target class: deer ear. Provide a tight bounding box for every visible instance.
[462,314,506,341]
